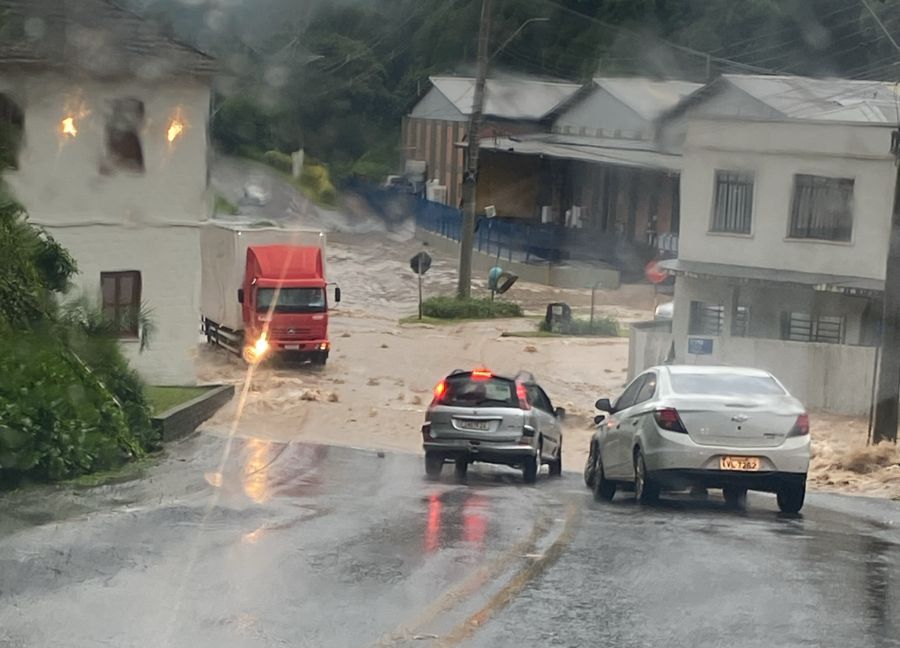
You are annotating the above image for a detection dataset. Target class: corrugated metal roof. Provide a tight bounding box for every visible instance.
[593,77,702,121]
[0,0,215,79]
[430,75,581,121]
[480,133,681,171]
[660,258,883,293]
[721,74,900,123]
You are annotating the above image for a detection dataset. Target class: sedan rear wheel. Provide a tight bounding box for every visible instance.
[634,449,659,505]
[592,455,616,502]
[723,487,747,510]
[583,443,597,488]
[777,481,806,514]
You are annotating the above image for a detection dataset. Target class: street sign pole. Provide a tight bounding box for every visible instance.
[418,272,423,321]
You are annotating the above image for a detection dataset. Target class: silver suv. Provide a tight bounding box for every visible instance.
[421,368,564,483]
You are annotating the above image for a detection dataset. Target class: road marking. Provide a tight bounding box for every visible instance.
[436,503,580,647]
[373,510,552,648]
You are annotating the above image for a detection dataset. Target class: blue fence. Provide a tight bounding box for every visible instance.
[342,179,655,271]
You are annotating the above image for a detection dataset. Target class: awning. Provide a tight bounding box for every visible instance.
[480,135,682,172]
[659,258,884,295]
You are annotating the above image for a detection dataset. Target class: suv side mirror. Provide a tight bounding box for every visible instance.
[594,414,607,425]
[595,398,613,412]
[554,407,566,420]
[334,286,342,303]
[237,288,244,304]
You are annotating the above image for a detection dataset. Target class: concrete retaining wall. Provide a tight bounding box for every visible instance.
[152,384,235,442]
[416,228,621,290]
[628,324,876,415]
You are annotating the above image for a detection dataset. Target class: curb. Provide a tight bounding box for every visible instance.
[151,384,235,442]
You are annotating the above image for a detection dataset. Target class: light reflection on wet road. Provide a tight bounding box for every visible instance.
[0,434,898,648]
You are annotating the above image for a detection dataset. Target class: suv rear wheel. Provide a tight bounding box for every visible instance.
[548,441,562,477]
[454,458,468,481]
[425,453,443,479]
[523,443,541,484]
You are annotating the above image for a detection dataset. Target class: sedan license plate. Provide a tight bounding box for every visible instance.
[457,419,491,432]
[719,456,760,472]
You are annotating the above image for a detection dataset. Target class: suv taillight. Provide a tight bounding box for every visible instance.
[432,379,448,404]
[516,383,531,410]
[654,407,687,433]
[789,413,809,437]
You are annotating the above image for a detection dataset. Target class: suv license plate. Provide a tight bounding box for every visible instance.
[719,456,760,471]
[457,420,491,432]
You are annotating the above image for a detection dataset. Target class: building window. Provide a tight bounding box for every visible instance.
[689,301,724,335]
[789,174,853,242]
[711,171,753,234]
[780,312,845,344]
[103,99,145,173]
[732,305,750,337]
[0,93,23,171]
[101,271,142,337]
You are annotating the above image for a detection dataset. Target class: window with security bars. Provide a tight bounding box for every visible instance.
[711,171,753,234]
[732,305,750,337]
[789,174,853,242]
[780,312,845,344]
[101,271,141,338]
[689,301,724,335]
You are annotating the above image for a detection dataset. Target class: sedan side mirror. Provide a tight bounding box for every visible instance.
[334,286,342,303]
[237,288,244,304]
[595,398,614,412]
[594,414,607,425]
[554,407,566,420]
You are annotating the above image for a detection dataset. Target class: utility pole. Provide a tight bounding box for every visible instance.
[872,132,900,444]
[457,0,492,299]
[864,0,900,443]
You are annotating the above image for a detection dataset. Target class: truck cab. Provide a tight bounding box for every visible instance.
[240,245,339,365]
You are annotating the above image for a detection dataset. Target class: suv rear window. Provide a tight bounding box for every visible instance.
[440,374,518,408]
[669,373,785,396]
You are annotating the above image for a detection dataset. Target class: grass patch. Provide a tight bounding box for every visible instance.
[144,386,211,415]
[421,296,523,320]
[536,316,619,337]
[214,194,239,215]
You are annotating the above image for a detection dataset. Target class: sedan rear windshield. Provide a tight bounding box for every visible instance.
[669,373,785,396]
[441,375,518,408]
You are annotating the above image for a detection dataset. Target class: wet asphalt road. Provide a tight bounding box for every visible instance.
[1,435,900,648]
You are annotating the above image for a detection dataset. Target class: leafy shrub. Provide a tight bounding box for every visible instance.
[262,149,293,173]
[299,161,338,206]
[422,296,523,319]
[538,316,619,337]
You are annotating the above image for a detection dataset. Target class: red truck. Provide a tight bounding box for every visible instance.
[201,223,340,365]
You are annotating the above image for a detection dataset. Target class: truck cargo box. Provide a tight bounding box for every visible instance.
[200,222,326,331]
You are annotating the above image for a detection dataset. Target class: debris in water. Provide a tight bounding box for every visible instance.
[367,378,380,386]
[328,392,340,403]
[300,389,321,401]
[411,395,422,405]
[524,345,537,353]
[377,451,386,458]
[341,332,351,338]
[381,343,389,349]
[369,407,378,417]
[397,393,405,401]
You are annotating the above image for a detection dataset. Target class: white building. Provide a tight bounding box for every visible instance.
[635,74,900,414]
[0,0,214,384]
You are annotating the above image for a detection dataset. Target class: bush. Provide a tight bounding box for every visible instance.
[262,149,293,173]
[298,161,338,206]
[422,296,523,319]
[538,316,619,337]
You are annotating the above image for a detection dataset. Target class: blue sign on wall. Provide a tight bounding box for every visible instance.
[688,337,714,355]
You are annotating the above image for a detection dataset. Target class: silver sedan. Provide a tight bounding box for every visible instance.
[584,365,810,513]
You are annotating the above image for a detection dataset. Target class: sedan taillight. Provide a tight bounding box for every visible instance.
[789,413,810,437]
[654,407,687,433]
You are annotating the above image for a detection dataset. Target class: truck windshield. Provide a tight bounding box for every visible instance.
[256,288,326,313]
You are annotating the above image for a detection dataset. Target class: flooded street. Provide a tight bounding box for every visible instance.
[2,436,900,648]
